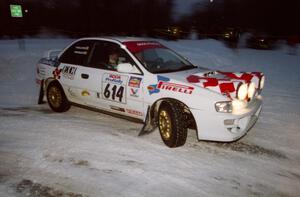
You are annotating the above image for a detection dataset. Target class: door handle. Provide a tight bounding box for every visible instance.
[81,73,89,79]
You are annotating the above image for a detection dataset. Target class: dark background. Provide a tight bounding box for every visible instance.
[1,0,300,38]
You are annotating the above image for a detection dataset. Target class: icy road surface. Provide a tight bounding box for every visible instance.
[0,39,300,197]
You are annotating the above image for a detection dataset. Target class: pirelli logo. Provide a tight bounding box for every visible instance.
[157,81,194,94]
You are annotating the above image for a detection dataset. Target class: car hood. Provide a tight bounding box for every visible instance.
[159,67,264,99]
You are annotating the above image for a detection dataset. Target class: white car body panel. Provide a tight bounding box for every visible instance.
[36,37,264,142]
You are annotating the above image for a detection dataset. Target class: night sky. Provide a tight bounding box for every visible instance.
[1,0,300,38]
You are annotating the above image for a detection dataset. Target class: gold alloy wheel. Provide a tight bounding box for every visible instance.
[159,110,172,140]
[48,86,62,108]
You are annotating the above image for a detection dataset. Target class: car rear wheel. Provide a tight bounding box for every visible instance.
[158,100,187,148]
[47,82,70,112]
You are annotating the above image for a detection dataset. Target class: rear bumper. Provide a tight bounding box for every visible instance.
[190,97,263,142]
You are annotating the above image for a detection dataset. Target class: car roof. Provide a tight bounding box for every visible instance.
[77,36,155,44]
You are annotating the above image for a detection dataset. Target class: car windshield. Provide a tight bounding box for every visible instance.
[133,48,197,73]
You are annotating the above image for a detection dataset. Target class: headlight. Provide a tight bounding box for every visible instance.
[259,75,265,89]
[215,101,232,113]
[237,83,248,100]
[248,82,256,99]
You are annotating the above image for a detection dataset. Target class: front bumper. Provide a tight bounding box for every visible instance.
[190,97,263,142]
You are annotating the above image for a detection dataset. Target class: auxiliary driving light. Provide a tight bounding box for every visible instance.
[248,82,256,99]
[259,75,265,89]
[237,83,248,100]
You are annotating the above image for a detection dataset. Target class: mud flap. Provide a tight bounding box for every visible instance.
[138,106,157,136]
[37,80,45,104]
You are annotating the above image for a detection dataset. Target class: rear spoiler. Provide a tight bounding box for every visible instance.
[39,49,62,67]
[43,49,62,60]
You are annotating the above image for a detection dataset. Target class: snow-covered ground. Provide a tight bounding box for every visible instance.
[0,38,300,197]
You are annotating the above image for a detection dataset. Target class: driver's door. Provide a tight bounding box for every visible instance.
[86,41,145,120]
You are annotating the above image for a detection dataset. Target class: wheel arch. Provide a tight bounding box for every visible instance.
[44,78,69,101]
[149,97,198,132]
[45,78,63,91]
[45,78,70,112]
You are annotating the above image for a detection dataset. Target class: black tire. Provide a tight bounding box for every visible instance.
[158,100,188,148]
[46,81,70,112]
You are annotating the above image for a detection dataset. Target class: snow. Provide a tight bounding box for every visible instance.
[1,38,300,197]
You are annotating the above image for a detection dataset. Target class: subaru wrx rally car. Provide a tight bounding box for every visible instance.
[36,37,265,148]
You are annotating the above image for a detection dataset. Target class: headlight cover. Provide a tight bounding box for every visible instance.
[237,83,248,100]
[215,101,232,113]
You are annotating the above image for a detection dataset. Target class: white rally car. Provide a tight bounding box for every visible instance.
[36,37,265,148]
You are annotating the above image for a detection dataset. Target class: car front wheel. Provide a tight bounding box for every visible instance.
[158,100,188,148]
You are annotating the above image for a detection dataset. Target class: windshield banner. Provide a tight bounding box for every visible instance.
[122,41,166,53]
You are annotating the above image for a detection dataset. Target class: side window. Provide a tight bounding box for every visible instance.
[88,42,112,69]
[59,40,93,66]
[89,41,136,71]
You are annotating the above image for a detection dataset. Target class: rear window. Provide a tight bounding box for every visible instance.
[59,40,93,65]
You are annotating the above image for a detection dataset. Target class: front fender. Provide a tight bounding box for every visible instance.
[144,77,229,112]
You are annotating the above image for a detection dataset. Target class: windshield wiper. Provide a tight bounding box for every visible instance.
[152,68,177,74]
[176,65,197,71]
[153,66,196,74]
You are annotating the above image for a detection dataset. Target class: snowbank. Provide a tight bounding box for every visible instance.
[0,38,300,197]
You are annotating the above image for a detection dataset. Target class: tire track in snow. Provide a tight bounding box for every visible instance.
[0,105,288,160]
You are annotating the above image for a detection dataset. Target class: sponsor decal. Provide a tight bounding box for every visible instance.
[81,90,90,96]
[148,75,194,95]
[136,42,161,47]
[75,46,89,50]
[147,75,169,95]
[74,46,89,55]
[147,84,160,95]
[52,68,62,79]
[62,66,77,80]
[74,51,88,55]
[102,73,128,103]
[105,74,123,85]
[122,41,166,53]
[110,105,125,112]
[130,88,139,97]
[126,109,143,116]
[157,81,194,94]
[128,76,142,88]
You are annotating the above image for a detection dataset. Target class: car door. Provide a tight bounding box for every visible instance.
[85,41,145,120]
[58,39,96,105]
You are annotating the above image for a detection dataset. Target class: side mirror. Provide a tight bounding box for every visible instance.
[117,63,141,74]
